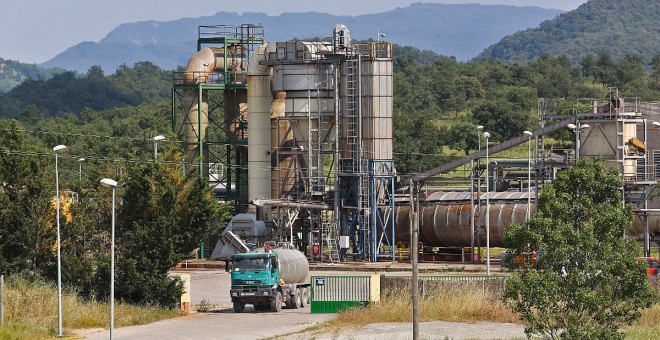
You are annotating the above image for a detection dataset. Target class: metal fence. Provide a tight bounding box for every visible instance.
[310,275,376,313]
[310,274,507,313]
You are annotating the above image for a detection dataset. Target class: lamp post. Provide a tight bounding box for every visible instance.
[567,123,590,160]
[100,178,118,340]
[377,29,387,43]
[483,132,491,276]
[52,144,66,337]
[152,135,165,161]
[78,158,85,182]
[523,131,533,221]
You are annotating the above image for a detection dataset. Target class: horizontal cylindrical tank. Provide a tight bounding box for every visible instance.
[273,248,309,284]
[394,191,534,247]
[395,190,660,248]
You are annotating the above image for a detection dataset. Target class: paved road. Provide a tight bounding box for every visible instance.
[75,269,340,339]
[77,307,334,340]
[75,266,516,339]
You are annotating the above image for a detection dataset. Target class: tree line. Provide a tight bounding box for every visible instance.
[0,111,230,307]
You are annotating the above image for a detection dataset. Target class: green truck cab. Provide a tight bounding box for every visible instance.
[229,248,310,313]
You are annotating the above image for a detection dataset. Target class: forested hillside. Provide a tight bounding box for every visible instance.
[0,61,171,118]
[393,51,660,176]
[474,0,660,64]
[3,44,659,177]
[0,57,64,93]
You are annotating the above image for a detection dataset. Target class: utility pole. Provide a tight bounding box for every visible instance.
[410,184,419,340]
[1,275,4,326]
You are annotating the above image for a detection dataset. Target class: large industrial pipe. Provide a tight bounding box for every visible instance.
[183,47,246,175]
[247,44,275,202]
[271,91,294,198]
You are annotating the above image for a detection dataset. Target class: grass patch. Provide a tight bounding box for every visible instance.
[319,280,518,334]
[298,277,660,339]
[0,275,181,339]
[625,294,660,339]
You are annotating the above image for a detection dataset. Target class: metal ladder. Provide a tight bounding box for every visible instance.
[344,57,360,170]
[306,60,334,196]
[321,211,340,263]
[343,56,372,258]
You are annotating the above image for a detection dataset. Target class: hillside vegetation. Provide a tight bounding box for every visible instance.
[0,62,171,118]
[0,57,63,93]
[474,0,660,64]
[4,45,659,177]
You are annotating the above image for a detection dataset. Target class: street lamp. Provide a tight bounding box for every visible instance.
[100,178,118,340]
[78,158,85,182]
[567,123,590,160]
[483,132,491,276]
[523,131,533,221]
[476,125,484,152]
[152,135,165,161]
[52,144,66,337]
[377,29,387,43]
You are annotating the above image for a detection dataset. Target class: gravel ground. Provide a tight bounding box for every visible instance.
[287,320,527,340]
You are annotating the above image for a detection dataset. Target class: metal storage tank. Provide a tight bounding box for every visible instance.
[270,41,336,189]
[394,191,534,247]
[273,248,309,284]
[359,44,393,161]
[580,121,638,178]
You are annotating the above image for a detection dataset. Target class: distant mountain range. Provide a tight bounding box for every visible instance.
[40,3,562,73]
[474,0,660,63]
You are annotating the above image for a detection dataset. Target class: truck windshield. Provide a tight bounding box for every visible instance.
[233,257,269,272]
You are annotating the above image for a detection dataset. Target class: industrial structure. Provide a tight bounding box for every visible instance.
[173,24,395,262]
[172,23,660,263]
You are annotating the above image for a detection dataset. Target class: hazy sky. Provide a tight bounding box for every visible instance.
[1,0,588,64]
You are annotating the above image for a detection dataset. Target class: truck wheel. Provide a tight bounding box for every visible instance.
[233,301,245,313]
[302,287,310,306]
[289,289,300,309]
[271,292,283,312]
[295,288,303,308]
[298,287,306,307]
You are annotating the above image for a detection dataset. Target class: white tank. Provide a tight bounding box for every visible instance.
[273,248,309,284]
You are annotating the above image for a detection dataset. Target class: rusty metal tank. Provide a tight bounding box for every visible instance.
[394,191,534,247]
[273,248,309,284]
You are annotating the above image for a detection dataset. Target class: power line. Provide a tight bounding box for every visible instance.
[0,126,526,158]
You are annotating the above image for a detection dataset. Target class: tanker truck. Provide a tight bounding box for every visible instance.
[228,247,310,312]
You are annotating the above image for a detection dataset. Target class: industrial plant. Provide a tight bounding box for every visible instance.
[171,24,660,263]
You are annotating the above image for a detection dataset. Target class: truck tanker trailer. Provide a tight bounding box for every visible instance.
[229,246,310,312]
